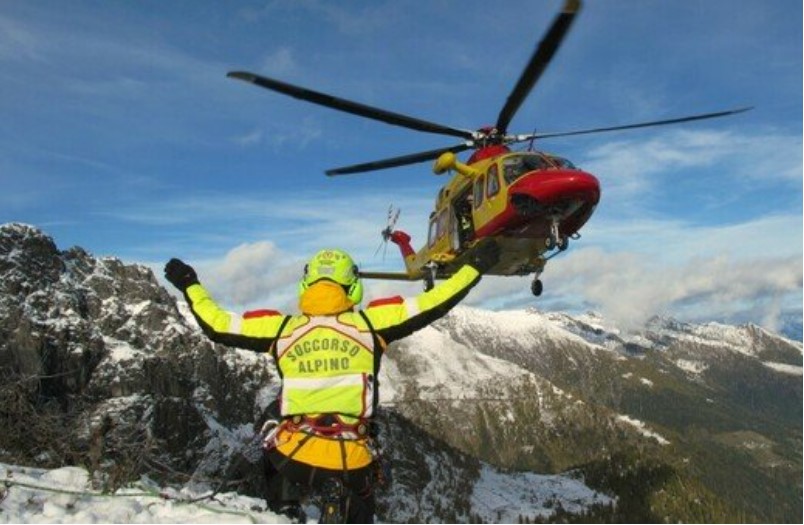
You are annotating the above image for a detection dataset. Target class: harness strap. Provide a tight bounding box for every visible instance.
[338,439,350,480]
[338,439,352,518]
[358,310,384,416]
[286,414,369,440]
[269,315,293,378]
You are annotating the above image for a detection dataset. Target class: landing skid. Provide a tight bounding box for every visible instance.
[545,216,569,251]
[423,262,437,292]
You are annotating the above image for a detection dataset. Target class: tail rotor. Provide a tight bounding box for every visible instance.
[375,205,401,260]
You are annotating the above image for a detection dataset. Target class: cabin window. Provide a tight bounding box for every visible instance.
[473,174,485,208]
[503,154,551,185]
[428,209,450,245]
[486,165,500,198]
[436,208,450,239]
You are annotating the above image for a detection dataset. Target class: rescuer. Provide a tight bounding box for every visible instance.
[164,241,499,523]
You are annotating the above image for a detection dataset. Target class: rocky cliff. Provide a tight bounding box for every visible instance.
[1,222,800,522]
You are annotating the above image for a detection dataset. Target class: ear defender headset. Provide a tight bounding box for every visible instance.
[298,249,363,305]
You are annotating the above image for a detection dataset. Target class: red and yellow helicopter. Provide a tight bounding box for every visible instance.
[228,0,749,296]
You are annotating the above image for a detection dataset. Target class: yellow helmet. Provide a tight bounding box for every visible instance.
[298,249,363,304]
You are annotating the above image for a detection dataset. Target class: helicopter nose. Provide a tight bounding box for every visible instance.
[511,193,543,216]
[508,169,600,215]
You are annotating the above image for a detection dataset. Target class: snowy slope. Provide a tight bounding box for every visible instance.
[380,323,536,403]
[0,459,614,524]
[0,462,288,524]
[437,305,802,378]
[471,465,610,523]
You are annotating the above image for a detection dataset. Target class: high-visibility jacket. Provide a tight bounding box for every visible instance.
[182,264,482,469]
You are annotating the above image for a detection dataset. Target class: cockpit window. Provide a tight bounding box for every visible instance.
[547,156,577,169]
[502,154,551,185]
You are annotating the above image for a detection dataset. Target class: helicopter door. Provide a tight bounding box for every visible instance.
[453,189,475,250]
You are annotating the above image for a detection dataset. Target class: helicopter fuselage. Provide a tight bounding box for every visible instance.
[396,148,599,279]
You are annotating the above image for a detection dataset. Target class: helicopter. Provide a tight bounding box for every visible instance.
[227,0,750,296]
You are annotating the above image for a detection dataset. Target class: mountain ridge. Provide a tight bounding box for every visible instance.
[1,222,800,522]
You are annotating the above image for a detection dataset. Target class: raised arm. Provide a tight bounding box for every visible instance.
[164,258,287,352]
[360,241,499,344]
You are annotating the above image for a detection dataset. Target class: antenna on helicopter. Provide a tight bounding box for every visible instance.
[374,205,401,260]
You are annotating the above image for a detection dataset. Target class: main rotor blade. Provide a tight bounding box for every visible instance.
[228,71,475,140]
[530,106,754,140]
[326,143,473,176]
[496,0,581,134]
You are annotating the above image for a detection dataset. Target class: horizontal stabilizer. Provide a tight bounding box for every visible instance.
[358,271,421,281]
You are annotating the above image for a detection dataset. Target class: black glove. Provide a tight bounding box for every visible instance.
[468,240,500,274]
[164,258,199,291]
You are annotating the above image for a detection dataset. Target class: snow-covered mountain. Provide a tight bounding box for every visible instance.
[1,223,800,523]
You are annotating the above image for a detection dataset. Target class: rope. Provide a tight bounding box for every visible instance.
[3,478,152,499]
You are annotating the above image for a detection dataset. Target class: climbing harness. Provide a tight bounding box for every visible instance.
[285,414,370,439]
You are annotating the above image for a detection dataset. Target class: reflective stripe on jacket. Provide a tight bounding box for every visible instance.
[276,314,376,418]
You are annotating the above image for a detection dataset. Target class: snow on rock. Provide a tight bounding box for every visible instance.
[680,322,756,354]
[762,361,803,375]
[616,415,670,446]
[675,359,709,375]
[445,306,606,352]
[471,464,613,523]
[103,337,147,363]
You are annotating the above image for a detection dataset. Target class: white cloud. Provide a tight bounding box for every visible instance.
[144,189,433,310]
[0,13,42,61]
[265,116,323,150]
[183,237,432,313]
[579,128,802,202]
[553,248,800,328]
[232,128,264,146]
[259,47,299,77]
[473,209,802,331]
[584,213,802,264]
[241,0,401,37]
[197,240,303,309]
[465,242,802,333]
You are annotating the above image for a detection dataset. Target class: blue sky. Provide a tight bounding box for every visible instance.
[1,0,801,333]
